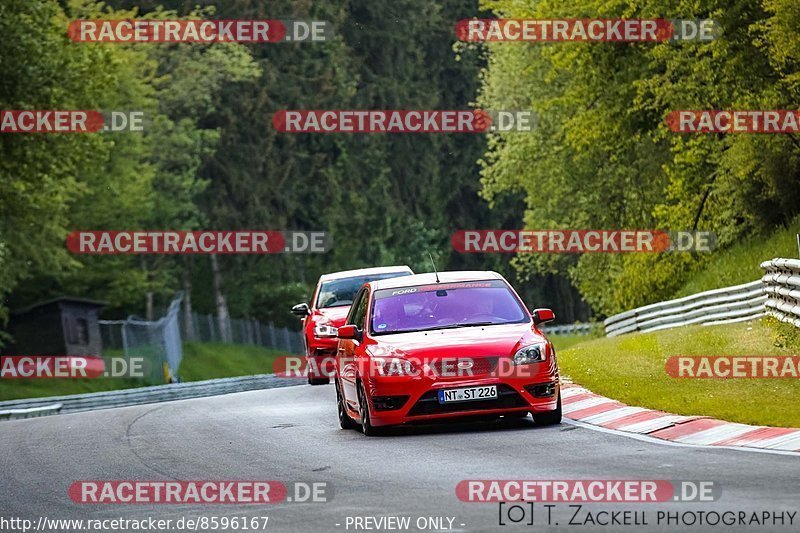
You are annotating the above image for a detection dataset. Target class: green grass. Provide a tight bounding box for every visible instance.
[676,224,799,297]
[551,334,598,353]
[0,343,291,402]
[559,318,800,427]
[0,375,146,402]
[178,342,285,381]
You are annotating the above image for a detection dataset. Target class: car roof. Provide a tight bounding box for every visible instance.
[318,265,412,282]
[369,271,504,290]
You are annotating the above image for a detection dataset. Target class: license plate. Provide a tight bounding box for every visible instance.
[437,385,497,404]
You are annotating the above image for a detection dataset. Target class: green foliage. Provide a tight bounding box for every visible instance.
[476,0,800,316]
[2,0,259,322]
[676,218,800,296]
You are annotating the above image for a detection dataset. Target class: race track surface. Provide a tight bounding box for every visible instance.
[2,384,799,532]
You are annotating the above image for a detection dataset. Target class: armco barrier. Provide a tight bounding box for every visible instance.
[761,257,800,328]
[604,280,766,337]
[541,323,595,336]
[0,374,302,421]
[0,403,63,421]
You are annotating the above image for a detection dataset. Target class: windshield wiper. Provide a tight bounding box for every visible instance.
[414,321,497,332]
[375,321,500,335]
[441,321,496,329]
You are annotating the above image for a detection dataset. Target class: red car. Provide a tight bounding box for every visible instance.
[334,271,560,435]
[291,266,413,385]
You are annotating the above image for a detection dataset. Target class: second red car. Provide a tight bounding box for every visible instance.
[292,266,413,385]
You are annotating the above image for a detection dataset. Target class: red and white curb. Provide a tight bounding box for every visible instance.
[562,383,800,454]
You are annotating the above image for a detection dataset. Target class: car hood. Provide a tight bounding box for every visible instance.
[315,306,350,326]
[367,322,544,359]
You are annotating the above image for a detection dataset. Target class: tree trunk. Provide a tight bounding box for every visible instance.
[181,262,195,341]
[142,257,153,321]
[210,254,231,342]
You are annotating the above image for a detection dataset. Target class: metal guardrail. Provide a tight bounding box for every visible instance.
[604,280,766,337]
[761,258,800,328]
[0,403,63,421]
[541,323,595,336]
[0,375,302,421]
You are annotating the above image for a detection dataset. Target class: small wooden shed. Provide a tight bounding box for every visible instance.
[6,297,106,356]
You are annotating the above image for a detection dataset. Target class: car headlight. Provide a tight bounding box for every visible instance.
[314,323,338,338]
[513,343,547,365]
[373,357,417,377]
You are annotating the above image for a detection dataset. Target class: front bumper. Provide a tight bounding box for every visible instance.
[306,338,338,379]
[365,364,560,427]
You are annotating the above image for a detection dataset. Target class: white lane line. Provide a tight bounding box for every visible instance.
[562,418,800,457]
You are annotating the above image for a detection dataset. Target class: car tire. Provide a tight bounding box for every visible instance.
[532,394,562,426]
[308,376,330,385]
[357,380,383,436]
[336,380,358,430]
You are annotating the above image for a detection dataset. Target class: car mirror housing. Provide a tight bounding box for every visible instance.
[532,308,555,325]
[291,303,311,317]
[337,325,361,340]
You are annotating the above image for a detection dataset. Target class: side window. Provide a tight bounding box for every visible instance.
[353,289,370,330]
[347,289,365,325]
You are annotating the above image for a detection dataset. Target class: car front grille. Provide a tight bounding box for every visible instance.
[426,356,499,377]
[406,384,527,416]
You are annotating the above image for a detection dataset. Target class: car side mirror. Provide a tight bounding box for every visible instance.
[337,325,361,341]
[291,303,311,317]
[532,308,555,325]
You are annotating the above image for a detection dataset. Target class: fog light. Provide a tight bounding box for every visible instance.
[372,395,409,411]
[525,382,556,398]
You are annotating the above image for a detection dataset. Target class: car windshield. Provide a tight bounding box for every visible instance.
[316,272,410,309]
[371,280,529,335]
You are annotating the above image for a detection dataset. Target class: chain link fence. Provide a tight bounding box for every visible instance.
[100,295,303,383]
[178,311,303,354]
[99,294,184,383]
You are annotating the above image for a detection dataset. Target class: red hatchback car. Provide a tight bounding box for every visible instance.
[334,271,560,435]
[292,266,413,385]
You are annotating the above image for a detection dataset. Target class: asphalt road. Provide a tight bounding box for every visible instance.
[2,384,799,533]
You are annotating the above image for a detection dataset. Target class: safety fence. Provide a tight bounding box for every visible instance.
[761,258,800,328]
[540,323,595,336]
[604,256,800,337]
[604,280,766,337]
[100,296,303,383]
[99,294,184,383]
[179,312,303,354]
[0,374,302,420]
